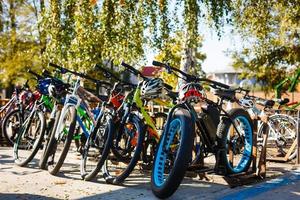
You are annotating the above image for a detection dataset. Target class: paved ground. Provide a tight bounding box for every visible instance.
[1,147,300,200]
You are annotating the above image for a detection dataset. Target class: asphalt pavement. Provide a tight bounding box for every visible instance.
[1,147,300,200]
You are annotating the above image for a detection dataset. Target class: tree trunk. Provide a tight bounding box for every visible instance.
[179,35,195,88]
[0,0,3,32]
[9,0,17,54]
[39,0,46,53]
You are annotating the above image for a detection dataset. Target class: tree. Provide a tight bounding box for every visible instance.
[0,0,233,86]
[155,31,206,89]
[0,0,3,32]
[0,1,42,87]
[230,0,300,93]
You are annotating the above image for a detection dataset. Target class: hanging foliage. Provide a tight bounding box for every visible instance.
[0,0,235,86]
[231,0,300,93]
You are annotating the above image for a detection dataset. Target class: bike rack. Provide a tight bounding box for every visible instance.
[222,119,268,187]
[297,110,300,165]
[266,109,298,163]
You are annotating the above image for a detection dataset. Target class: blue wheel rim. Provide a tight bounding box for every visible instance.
[226,116,252,173]
[153,118,181,187]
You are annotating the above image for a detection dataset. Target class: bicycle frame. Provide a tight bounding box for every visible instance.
[55,78,100,140]
[132,86,174,142]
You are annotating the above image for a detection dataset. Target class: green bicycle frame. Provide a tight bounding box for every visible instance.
[133,87,173,141]
[41,94,93,139]
[275,68,300,99]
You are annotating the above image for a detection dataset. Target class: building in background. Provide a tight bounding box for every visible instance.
[206,66,244,86]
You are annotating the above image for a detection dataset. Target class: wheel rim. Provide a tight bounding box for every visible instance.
[104,120,139,179]
[226,116,252,173]
[153,118,181,187]
[82,114,109,176]
[5,111,26,144]
[267,115,297,160]
[14,112,42,163]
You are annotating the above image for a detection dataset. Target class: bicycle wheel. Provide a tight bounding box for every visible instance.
[216,108,253,174]
[48,106,76,175]
[102,113,145,184]
[151,108,194,199]
[2,109,25,146]
[13,110,46,167]
[39,110,61,169]
[258,114,297,161]
[81,111,114,181]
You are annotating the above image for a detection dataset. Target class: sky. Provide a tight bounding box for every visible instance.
[201,28,241,73]
[147,24,243,74]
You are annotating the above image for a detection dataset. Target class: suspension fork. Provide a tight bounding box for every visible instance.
[115,103,131,142]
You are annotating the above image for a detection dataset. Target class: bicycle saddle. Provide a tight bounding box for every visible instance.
[277,98,289,106]
[257,99,275,108]
[214,88,236,102]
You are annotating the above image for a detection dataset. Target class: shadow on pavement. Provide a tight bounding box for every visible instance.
[0,193,57,200]
[77,178,229,200]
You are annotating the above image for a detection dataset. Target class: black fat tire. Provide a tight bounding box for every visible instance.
[216,108,253,175]
[48,106,76,175]
[151,108,194,199]
[103,114,145,184]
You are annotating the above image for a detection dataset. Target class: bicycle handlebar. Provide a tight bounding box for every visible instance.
[121,61,147,79]
[94,64,121,82]
[49,63,111,87]
[94,64,137,88]
[152,60,230,89]
[27,69,43,80]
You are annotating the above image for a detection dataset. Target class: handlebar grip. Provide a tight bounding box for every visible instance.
[121,62,138,74]
[214,81,230,89]
[27,70,43,79]
[163,83,173,91]
[121,61,132,69]
[49,63,61,69]
[152,60,164,67]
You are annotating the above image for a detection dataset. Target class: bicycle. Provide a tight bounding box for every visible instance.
[102,62,174,184]
[80,63,135,181]
[238,93,298,161]
[151,61,254,198]
[43,63,114,177]
[1,80,34,146]
[12,69,69,167]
